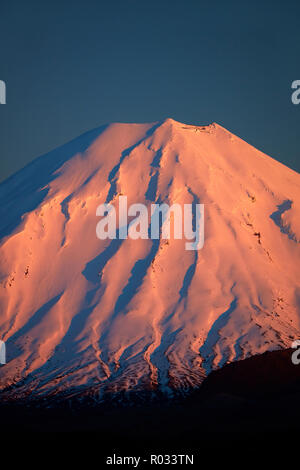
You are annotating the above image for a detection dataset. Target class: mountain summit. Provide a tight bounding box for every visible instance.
[0,119,299,401]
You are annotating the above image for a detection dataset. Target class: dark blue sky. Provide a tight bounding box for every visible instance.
[0,0,299,182]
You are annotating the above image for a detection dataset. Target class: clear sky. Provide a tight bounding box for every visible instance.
[0,0,299,182]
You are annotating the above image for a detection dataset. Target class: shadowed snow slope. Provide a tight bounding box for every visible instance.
[0,118,299,401]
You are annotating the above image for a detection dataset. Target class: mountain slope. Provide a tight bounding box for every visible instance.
[0,118,299,401]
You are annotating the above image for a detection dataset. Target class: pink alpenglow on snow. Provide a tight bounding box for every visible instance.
[0,118,299,400]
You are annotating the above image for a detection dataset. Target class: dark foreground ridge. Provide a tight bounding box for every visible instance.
[1,348,300,443]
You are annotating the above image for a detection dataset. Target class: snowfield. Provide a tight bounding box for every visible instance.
[0,118,299,401]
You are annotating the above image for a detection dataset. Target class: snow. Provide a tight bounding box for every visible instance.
[0,118,299,400]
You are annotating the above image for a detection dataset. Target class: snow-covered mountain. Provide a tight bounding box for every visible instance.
[0,118,299,401]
